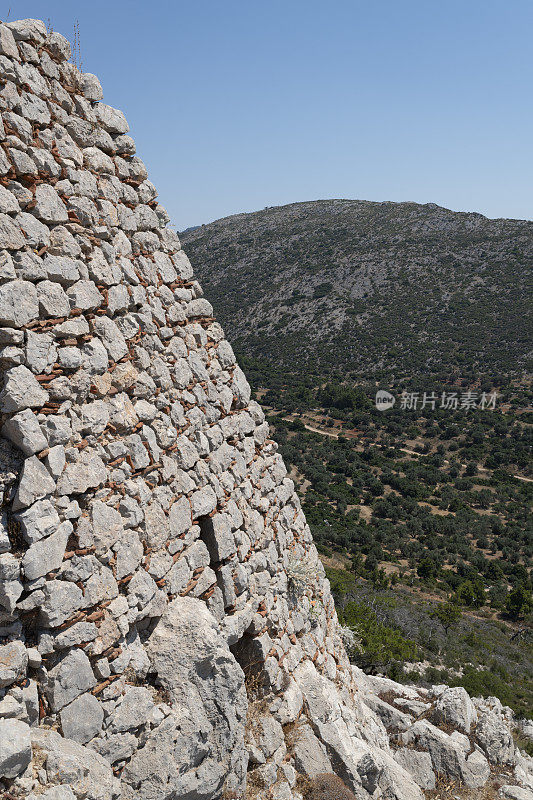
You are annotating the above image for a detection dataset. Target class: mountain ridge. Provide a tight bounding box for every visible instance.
[185,197,533,231]
[182,198,533,382]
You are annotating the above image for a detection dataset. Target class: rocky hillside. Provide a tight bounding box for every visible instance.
[182,200,533,380]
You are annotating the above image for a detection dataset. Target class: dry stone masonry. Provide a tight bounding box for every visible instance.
[0,17,531,800]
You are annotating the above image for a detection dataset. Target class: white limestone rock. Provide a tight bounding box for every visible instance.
[26,331,57,374]
[401,719,490,788]
[433,685,478,733]
[0,365,49,412]
[13,455,56,511]
[0,640,28,688]
[0,23,20,59]
[46,649,96,711]
[91,315,128,361]
[81,72,103,101]
[44,444,66,481]
[95,103,129,134]
[43,254,81,285]
[54,622,98,650]
[33,184,68,223]
[200,512,236,561]
[499,787,533,800]
[364,694,413,732]
[36,280,70,318]
[2,409,48,455]
[16,499,61,544]
[0,553,23,613]
[290,721,333,777]
[293,660,424,800]
[7,18,47,43]
[109,686,154,732]
[0,213,25,249]
[0,186,20,215]
[46,31,71,61]
[476,708,516,765]
[41,414,72,447]
[67,279,102,310]
[394,748,436,790]
[16,211,50,247]
[0,279,38,326]
[56,448,107,494]
[0,718,32,778]
[60,693,104,744]
[30,727,117,800]
[190,485,217,519]
[121,597,248,800]
[28,788,76,800]
[22,522,72,581]
[114,531,143,580]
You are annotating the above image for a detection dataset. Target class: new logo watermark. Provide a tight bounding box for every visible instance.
[375,390,499,411]
[375,390,396,411]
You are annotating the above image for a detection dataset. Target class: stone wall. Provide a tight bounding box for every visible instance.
[0,18,531,800]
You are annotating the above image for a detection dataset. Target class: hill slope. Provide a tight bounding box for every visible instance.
[181,199,533,381]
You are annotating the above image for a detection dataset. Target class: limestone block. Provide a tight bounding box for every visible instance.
[56,448,107,494]
[476,708,516,765]
[46,649,96,711]
[433,686,478,733]
[60,693,103,744]
[81,72,103,101]
[0,213,25,249]
[7,18,47,43]
[33,184,68,223]
[2,409,48,455]
[394,748,436,790]
[0,718,32,778]
[0,279,38,326]
[13,455,56,510]
[30,727,116,800]
[0,365,49,413]
[121,597,247,799]
[39,577,83,627]
[95,103,129,134]
[0,23,20,59]
[200,512,236,561]
[0,640,28,688]
[36,280,71,318]
[291,722,332,777]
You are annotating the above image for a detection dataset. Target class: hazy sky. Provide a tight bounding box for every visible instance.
[8,1,533,229]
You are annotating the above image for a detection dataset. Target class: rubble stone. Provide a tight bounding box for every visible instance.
[2,408,48,455]
[22,522,72,581]
[0,365,49,412]
[0,718,32,778]
[60,693,104,744]
[0,640,28,687]
[0,279,38,326]
[13,455,56,510]
[46,649,96,711]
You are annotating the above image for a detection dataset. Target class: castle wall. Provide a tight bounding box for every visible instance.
[0,19,528,800]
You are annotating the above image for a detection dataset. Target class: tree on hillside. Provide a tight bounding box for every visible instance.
[454,579,486,608]
[506,585,533,620]
[417,556,439,581]
[431,601,462,635]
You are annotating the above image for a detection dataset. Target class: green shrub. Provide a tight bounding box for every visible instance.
[338,601,417,672]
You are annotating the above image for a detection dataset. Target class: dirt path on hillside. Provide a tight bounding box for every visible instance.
[280,415,532,482]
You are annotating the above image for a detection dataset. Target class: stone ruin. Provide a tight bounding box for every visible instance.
[0,17,531,800]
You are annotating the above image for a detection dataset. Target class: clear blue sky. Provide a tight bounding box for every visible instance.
[7,1,533,228]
